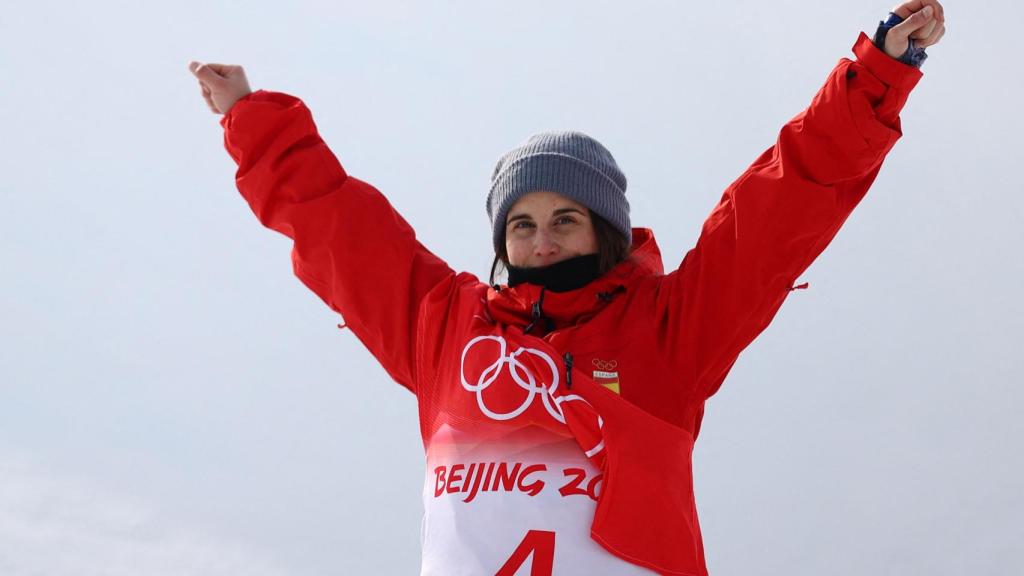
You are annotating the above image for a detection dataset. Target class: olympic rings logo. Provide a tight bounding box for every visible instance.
[591,358,618,371]
[460,335,566,423]
[459,336,606,457]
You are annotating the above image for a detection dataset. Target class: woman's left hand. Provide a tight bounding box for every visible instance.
[884,0,947,58]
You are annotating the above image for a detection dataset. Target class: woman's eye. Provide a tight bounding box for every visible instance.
[511,220,534,230]
[554,216,576,225]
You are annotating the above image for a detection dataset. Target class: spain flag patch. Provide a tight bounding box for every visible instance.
[593,370,620,394]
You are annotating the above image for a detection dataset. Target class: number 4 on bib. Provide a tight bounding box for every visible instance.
[496,530,555,576]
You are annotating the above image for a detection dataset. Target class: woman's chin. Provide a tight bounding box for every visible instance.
[515,253,594,269]
[520,257,566,269]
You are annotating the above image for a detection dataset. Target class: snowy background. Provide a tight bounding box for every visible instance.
[2,0,1021,574]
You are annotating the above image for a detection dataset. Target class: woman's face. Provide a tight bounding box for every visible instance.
[504,191,598,268]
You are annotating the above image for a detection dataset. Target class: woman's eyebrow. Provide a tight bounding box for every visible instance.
[506,213,533,226]
[507,207,584,226]
[552,207,586,217]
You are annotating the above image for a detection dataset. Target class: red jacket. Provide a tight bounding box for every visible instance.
[222,33,921,575]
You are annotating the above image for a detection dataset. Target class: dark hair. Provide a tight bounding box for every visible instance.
[489,211,631,286]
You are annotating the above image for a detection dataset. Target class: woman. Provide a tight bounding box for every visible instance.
[190,3,945,574]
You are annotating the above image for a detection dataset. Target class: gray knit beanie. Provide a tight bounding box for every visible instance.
[487,131,630,253]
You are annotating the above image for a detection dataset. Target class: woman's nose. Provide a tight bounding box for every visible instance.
[533,229,559,256]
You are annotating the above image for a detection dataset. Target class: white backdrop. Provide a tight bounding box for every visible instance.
[2,1,1021,574]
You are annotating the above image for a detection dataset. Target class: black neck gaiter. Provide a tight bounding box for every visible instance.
[506,254,602,293]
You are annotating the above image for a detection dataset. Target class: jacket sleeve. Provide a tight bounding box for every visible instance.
[221,90,455,394]
[657,33,924,402]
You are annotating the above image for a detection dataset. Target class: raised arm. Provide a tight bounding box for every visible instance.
[189,63,455,394]
[656,6,944,403]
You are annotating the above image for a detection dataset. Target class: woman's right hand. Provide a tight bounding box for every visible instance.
[188,61,252,115]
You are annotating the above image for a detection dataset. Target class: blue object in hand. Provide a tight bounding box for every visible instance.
[874,12,929,68]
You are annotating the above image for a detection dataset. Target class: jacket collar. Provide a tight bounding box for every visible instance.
[486,228,664,332]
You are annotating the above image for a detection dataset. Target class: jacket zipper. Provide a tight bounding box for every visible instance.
[524,287,549,335]
[563,352,574,390]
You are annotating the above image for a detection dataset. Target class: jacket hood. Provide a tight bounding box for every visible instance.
[486,228,663,331]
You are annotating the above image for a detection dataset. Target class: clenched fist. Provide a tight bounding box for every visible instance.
[188,61,253,115]
[884,0,946,59]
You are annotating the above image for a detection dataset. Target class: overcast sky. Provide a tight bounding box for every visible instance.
[2,1,1021,574]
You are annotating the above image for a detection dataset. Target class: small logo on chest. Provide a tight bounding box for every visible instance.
[591,359,620,394]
